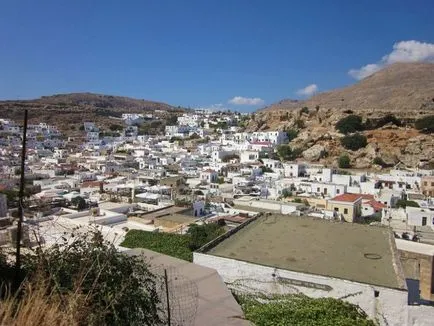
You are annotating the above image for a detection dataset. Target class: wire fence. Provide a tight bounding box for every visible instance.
[151,265,199,326]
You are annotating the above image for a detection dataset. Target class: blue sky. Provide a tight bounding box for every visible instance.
[1,0,434,111]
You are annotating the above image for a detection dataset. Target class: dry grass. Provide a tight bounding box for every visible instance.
[0,280,86,326]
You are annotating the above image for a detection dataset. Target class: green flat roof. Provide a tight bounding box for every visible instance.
[208,215,405,290]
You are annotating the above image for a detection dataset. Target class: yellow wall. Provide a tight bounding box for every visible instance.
[327,202,358,222]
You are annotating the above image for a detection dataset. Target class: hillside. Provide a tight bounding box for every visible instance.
[262,62,434,112]
[249,63,434,169]
[0,92,183,136]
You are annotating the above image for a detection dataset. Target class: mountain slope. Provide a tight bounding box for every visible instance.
[0,93,183,135]
[263,62,434,112]
[250,63,434,168]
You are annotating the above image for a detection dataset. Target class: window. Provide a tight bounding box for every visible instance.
[324,188,327,195]
[317,187,320,192]
[422,216,427,226]
[334,207,339,212]
[336,189,340,194]
[344,208,348,214]
[431,182,434,187]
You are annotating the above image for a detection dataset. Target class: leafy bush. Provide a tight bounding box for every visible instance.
[341,133,367,151]
[301,107,309,114]
[186,223,225,251]
[336,115,363,134]
[395,200,420,208]
[121,230,193,261]
[364,114,402,130]
[22,230,163,326]
[276,145,303,161]
[236,293,375,326]
[281,189,292,198]
[415,115,434,133]
[338,154,351,168]
[285,128,299,141]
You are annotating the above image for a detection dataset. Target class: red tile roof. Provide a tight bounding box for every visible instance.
[365,200,386,210]
[359,194,375,201]
[330,193,363,202]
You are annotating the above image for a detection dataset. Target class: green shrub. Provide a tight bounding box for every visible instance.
[301,107,309,114]
[341,133,368,151]
[395,199,420,208]
[286,128,299,141]
[364,114,402,130]
[186,223,225,251]
[415,115,434,133]
[276,145,302,161]
[237,294,375,326]
[23,230,163,326]
[336,115,363,134]
[338,154,351,168]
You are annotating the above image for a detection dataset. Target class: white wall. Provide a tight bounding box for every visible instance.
[194,253,408,326]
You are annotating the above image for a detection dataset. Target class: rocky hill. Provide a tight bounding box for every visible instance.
[0,92,184,136]
[249,63,434,169]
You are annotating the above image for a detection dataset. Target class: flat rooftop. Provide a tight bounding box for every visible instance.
[208,215,405,290]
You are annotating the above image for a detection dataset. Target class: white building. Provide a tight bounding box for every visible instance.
[234,131,288,145]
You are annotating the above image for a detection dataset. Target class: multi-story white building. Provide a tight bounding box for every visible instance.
[177,114,200,127]
[234,131,288,145]
[165,125,190,138]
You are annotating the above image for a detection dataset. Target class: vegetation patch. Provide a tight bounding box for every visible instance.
[235,293,375,326]
[341,133,368,151]
[415,115,434,133]
[395,200,420,208]
[121,230,193,261]
[338,154,351,168]
[121,224,226,261]
[336,115,363,134]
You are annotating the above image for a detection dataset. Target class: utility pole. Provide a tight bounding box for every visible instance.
[15,109,28,288]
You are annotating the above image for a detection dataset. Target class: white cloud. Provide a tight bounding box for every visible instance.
[296,84,318,96]
[349,40,434,80]
[228,96,265,105]
[196,103,230,112]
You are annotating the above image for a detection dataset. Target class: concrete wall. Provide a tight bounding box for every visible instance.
[194,253,408,326]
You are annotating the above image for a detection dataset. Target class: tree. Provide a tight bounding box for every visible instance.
[260,166,274,173]
[415,115,434,133]
[341,134,368,151]
[336,115,363,134]
[22,229,163,326]
[186,223,225,251]
[338,154,351,168]
[71,196,86,211]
